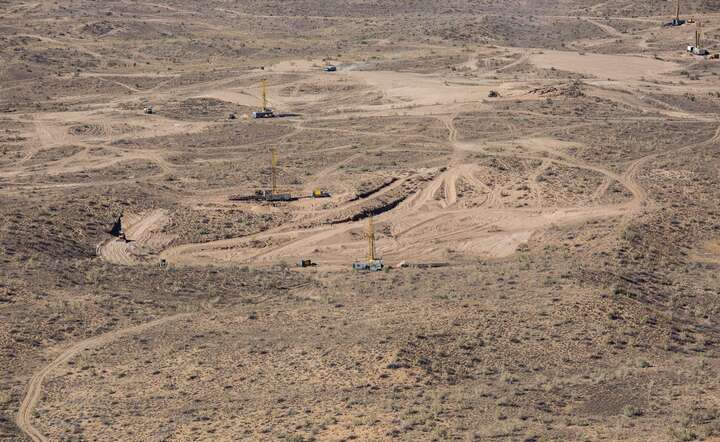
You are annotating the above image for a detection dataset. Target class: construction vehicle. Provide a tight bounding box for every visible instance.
[252,79,275,119]
[323,65,337,72]
[312,189,331,198]
[688,20,709,55]
[229,148,294,202]
[353,216,384,272]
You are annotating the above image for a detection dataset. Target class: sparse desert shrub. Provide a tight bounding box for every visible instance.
[496,397,512,407]
[622,226,641,243]
[670,427,698,441]
[623,405,642,417]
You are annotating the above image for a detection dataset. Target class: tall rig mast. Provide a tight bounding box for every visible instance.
[270,147,278,195]
[261,79,269,111]
[353,216,384,271]
[367,216,376,262]
[252,79,276,119]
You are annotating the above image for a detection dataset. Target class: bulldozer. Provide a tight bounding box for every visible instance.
[312,189,331,198]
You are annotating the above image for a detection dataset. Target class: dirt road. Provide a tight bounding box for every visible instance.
[159,111,649,268]
[16,314,190,442]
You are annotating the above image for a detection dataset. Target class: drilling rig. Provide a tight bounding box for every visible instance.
[353,216,384,272]
[671,0,686,26]
[270,147,279,195]
[252,79,275,119]
[260,147,292,201]
[688,20,709,55]
[229,148,294,202]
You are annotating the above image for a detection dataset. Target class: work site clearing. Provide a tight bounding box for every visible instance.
[3,0,720,441]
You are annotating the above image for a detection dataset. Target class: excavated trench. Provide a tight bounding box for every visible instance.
[329,195,408,225]
[349,178,398,202]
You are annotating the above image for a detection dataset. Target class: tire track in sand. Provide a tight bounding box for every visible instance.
[16,314,190,442]
[97,209,170,265]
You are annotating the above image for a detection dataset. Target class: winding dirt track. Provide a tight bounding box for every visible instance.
[13,50,714,270]
[159,114,648,268]
[16,314,190,442]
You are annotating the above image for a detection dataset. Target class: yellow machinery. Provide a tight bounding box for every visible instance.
[262,79,269,111]
[367,216,376,262]
[271,147,277,195]
[312,189,331,198]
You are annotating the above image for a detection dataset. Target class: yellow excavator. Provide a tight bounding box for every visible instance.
[312,189,331,198]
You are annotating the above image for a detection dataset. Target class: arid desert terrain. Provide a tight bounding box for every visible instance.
[3,0,720,440]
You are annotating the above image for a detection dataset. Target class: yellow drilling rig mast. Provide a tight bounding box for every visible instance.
[262,79,269,111]
[252,79,276,118]
[270,147,278,195]
[367,216,377,262]
[696,19,703,48]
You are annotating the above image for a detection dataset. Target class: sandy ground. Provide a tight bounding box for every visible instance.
[529,51,681,81]
[4,1,720,441]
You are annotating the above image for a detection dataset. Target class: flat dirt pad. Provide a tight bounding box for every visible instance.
[529,50,680,80]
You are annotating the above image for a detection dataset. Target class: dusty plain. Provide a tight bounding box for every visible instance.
[3,0,720,440]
